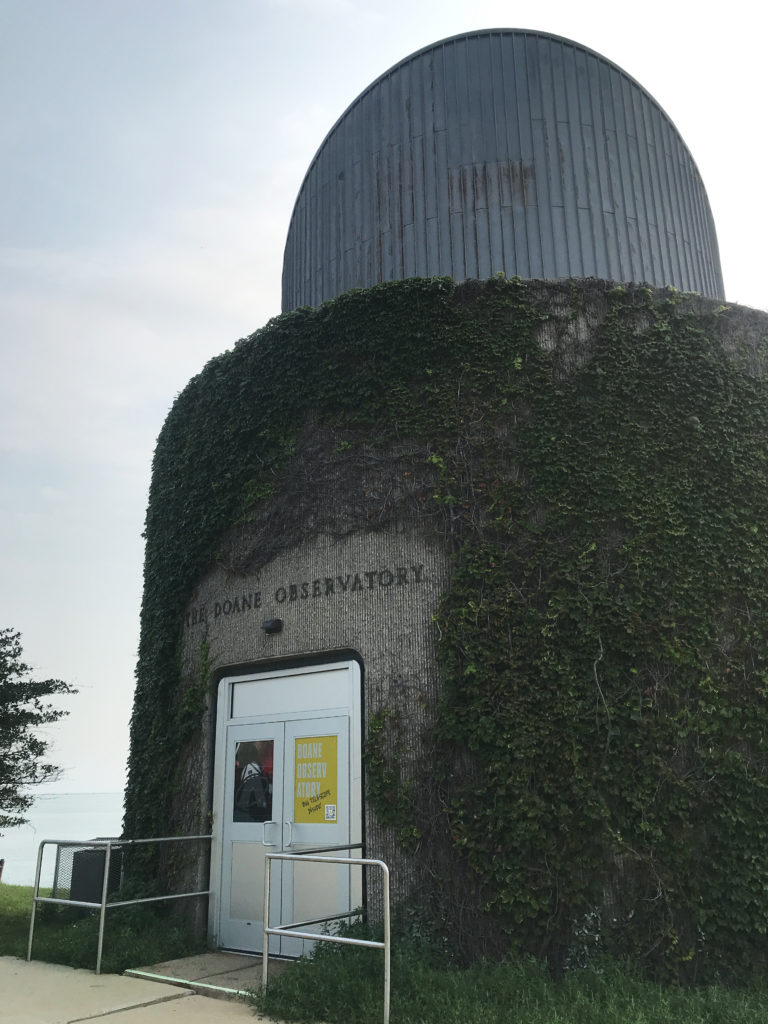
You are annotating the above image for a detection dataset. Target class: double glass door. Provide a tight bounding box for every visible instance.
[219,714,352,954]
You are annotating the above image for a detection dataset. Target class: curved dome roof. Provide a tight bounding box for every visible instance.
[282,29,723,310]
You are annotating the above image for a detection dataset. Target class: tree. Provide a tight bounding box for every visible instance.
[0,628,76,832]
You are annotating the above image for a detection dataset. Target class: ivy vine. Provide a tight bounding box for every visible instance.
[125,276,768,982]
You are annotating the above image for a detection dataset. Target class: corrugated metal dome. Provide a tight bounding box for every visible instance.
[282,29,723,310]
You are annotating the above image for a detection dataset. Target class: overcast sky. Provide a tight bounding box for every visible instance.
[1,0,765,798]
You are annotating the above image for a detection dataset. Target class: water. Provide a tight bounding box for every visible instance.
[0,792,123,887]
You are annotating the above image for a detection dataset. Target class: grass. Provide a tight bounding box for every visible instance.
[0,882,206,974]
[250,925,768,1024]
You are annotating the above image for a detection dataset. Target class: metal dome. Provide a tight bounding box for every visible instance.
[282,29,723,310]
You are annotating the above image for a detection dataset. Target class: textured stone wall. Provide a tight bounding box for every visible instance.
[135,278,768,958]
[180,526,449,904]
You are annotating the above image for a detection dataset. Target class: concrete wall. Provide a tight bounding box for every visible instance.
[180,526,449,906]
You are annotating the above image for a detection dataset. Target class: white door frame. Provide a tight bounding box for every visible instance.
[208,659,363,952]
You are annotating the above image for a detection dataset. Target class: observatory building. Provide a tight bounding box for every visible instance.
[125,30,765,971]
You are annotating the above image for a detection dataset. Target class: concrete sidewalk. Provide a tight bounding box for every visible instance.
[0,956,271,1023]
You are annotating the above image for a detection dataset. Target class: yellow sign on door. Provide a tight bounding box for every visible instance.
[294,735,337,824]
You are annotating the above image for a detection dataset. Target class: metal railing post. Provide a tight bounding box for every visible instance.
[95,841,113,975]
[382,862,390,1024]
[262,852,271,991]
[26,842,45,962]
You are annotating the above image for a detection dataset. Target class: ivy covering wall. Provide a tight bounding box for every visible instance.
[125,277,768,981]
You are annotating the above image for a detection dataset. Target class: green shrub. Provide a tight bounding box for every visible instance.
[251,925,768,1024]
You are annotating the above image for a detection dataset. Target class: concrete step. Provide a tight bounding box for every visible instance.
[125,950,292,1001]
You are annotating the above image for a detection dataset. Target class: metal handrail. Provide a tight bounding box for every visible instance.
[27,834,212,974]
[262,846,390,1024]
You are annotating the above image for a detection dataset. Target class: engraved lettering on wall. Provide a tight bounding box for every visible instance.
[185,563,426,628]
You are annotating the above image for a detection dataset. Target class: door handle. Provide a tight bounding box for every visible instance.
[284,820,293,848]
[263,820,279,847]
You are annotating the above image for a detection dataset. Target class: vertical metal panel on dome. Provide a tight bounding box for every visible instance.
[281,30,723,311]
